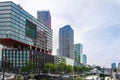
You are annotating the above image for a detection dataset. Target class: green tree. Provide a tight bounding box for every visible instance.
[113,68,117,72]
[57,62,66,73]
[66,65,73,73]
[44,63,56,73]
[74,66,80,73]
[74,66,93,74]
[79,66,84,73]
[21,60,34,73]
[82,66,93,72]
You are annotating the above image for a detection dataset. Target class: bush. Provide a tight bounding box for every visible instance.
[74,76,83,80]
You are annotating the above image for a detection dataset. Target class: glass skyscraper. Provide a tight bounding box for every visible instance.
[59,25,74,59]
[83,54,87,65]
[111,63,116,69]
[0,1,53,72]
[74,43,83,64]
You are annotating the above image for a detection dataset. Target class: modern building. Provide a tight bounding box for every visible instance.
[111,63,116,69]
[0,1,53,72]
[0,45,2,67]
[54,55,66,65]
[65,57,74,66]
[56,49,59,56]
[37,11,51,28]
[74,43,83,65]
[54,55,74,66]
[83,54,87,65]
[118,63,120,72]
[59,25,74,59]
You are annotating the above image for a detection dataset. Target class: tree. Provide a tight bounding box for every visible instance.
[57,62,67,73]
[21,60,34,74]
[74,66,93,74]
[74,66,80,73]
[44,63,56,73]
[79,66,84,73]
[113,68,117,72]
[66,65,73,73]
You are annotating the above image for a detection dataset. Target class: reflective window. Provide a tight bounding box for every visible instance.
[0,2,11,6]
[0,10,11,14]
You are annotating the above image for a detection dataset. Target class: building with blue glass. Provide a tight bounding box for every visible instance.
[83,54,87,65]
[111,63,116,69]
[0,1,53,72]
[74,43,83,65]
[59,25,74,59]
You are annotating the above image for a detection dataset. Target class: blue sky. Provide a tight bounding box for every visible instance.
[1,0,120,67]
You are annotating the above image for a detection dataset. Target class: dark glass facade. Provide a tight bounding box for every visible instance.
[2,49,54,72]
[0,1,53,72]
[2,49,30,68]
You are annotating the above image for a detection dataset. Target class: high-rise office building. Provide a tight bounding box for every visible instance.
[118,63,120,72]
[59,25,74,59]
[56,49,59,56]
[0,1,53,72]
[74,43,83,64]
[83,54,87,65]
[111,63,116,69]
[37,11,51,28]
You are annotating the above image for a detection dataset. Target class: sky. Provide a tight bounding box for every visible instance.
[1,0,120,67]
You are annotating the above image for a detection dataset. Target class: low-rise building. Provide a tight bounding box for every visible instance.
[65,57,74,66]
[54,55,74,66]
[54,55,66,65]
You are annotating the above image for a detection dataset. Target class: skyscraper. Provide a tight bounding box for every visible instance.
[37,11,51,28]
[74,43,83,64]
[118,63,120,72]
[111,63,116,69]
[83,54,87,65]
[59,25,74,59]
